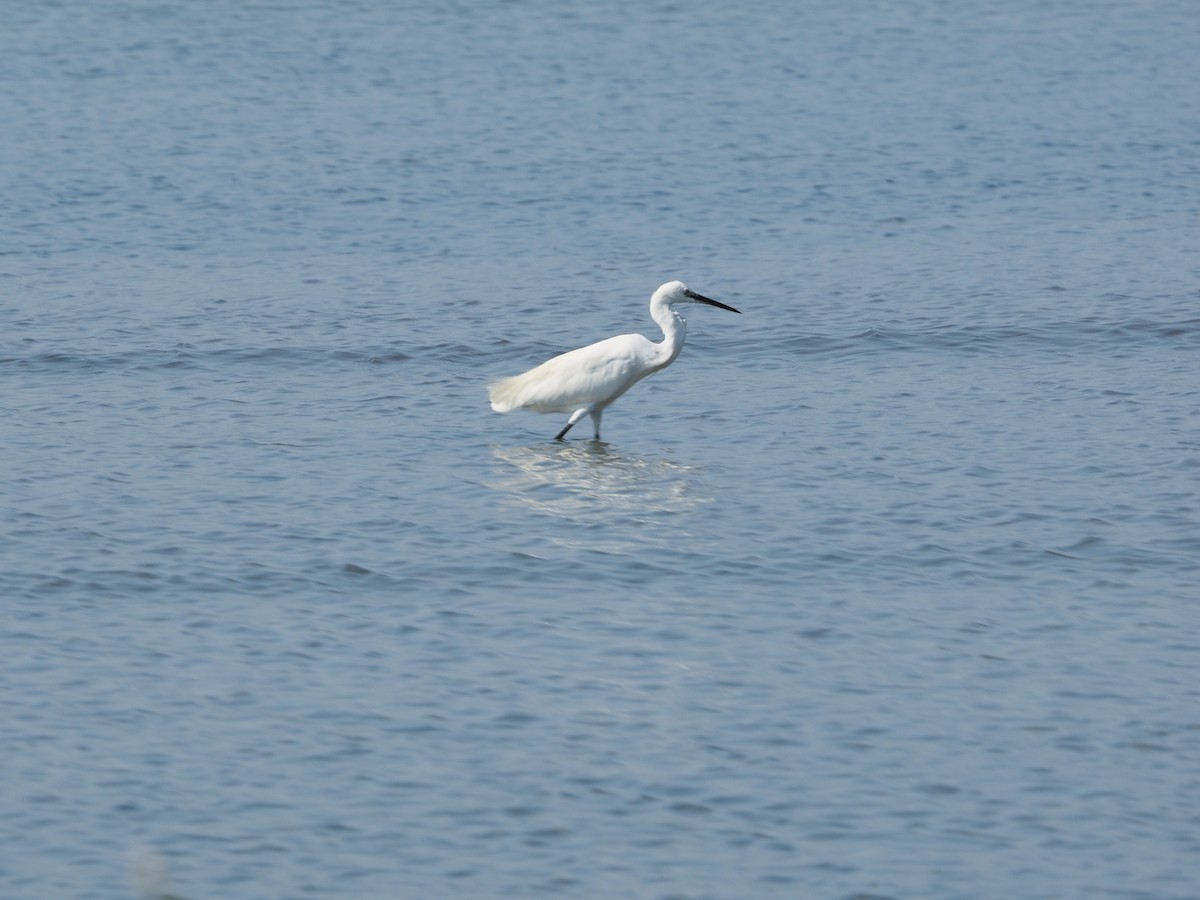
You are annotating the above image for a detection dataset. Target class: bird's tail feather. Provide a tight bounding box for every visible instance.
[488,376,520,412]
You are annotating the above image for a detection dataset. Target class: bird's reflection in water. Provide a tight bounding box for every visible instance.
[489,441,708,547]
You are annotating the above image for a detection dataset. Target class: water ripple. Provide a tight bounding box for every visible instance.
[769,314,1200,360]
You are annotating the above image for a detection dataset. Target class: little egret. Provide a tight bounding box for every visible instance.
[488,280,741,441]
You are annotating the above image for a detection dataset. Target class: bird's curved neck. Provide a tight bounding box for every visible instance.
[651,300,687,367]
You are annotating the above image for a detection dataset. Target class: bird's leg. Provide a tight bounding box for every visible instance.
[554,407,589,441]
[589,408,603,440]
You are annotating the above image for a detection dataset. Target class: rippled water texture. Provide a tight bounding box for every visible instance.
[3,2,1198,898]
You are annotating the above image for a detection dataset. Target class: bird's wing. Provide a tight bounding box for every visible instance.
[489,334,652,413]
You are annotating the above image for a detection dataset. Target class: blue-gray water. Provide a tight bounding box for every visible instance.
[3,2,1199,898]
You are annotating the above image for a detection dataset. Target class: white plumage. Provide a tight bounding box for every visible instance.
[489,280,741,441]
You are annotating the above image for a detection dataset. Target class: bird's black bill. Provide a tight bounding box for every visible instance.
[684,289,741,314]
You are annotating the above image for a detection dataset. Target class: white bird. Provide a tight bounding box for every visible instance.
[489,280,741,441]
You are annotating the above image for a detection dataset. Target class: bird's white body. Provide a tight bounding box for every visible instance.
[489,333,672,415]
[489,281,740,440]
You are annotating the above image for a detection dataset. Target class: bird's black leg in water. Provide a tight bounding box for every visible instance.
[555,407,588,441]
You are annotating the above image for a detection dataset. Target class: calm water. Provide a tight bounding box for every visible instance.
[3,1,1199,898]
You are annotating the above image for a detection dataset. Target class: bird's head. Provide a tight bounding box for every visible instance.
[653,281,741,313]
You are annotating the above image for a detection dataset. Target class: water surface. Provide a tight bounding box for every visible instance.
[2,2,1198,898]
